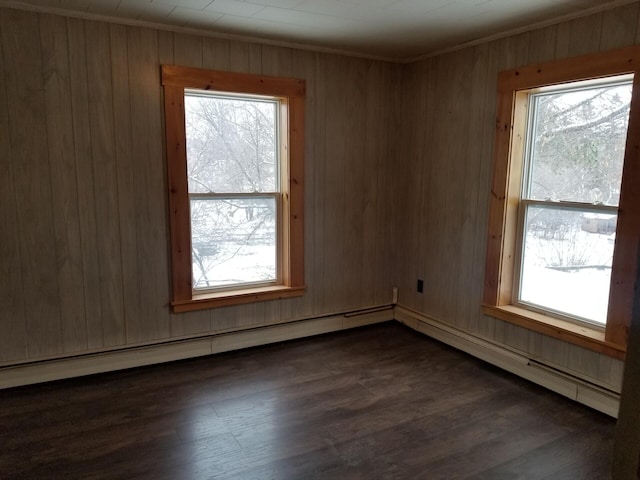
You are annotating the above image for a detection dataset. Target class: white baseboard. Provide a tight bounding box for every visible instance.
[394,305,620,418]
[0,307,392,389]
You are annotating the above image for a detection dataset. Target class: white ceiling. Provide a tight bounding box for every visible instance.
[8,0,638,60]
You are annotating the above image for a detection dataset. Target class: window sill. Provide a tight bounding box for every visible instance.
[172,285,306,313]
[482,304,626,360]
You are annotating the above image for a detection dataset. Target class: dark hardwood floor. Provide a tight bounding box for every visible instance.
[0,322,615,479]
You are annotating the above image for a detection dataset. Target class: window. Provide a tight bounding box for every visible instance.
[162,65,305,312]
[517,77,631,325]
[483,46,640,359]
[186,92,280,290]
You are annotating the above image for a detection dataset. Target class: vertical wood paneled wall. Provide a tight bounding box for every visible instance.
[0,7,397,365]
[395,3,640,393]
[0,3,636,393]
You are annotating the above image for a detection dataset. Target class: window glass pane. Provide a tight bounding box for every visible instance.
[191,197,277,289]
[185,93,278,194]
[519,205,616,325]
[526,81,631,205]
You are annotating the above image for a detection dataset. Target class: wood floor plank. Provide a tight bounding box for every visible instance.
[0,323,615,479]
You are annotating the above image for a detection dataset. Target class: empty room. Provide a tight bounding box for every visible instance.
[2,0,640,478]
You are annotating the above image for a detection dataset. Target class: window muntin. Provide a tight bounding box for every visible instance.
[514,77,632,327]
[185,91,282,292]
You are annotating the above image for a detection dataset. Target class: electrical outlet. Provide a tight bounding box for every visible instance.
[417,279,424,293]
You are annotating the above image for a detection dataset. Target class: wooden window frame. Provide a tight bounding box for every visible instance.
[483,46,640,360]
[162,65,305,313]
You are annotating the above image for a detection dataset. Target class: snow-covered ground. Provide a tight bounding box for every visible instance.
[520,265,610,325]
[193,243,276,289]
[520,228,614,325]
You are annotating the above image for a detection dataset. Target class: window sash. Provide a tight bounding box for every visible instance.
[521,79,631,207]
[184,91,281,195]
[190,193,282,293]
[514,200,617,328]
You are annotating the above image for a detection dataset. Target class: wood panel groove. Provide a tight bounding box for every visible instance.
[599,2,640,50]
[310,52,326,316]
[110,23,142,345]
[36,13,67,359]
[569,14,604,57]
[362,61,382,308]
[322,55,348,313]
[126,25,172,342]
[413,60,432,316]
[86,20,127,347]
[39,13,88,354]
[2,9,62,358]
[0,8,28,363]
[456,44,491,332]
[373,63,394,306]
[68,16,104,350]
[344,58,367,310]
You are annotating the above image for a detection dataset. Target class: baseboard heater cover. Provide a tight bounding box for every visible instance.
[394,305,620,418]
[0,307,392,389]
[1,303,620,418]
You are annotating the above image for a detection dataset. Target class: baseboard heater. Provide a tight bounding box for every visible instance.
[0,303,621,418]
[394,305,620,418]
[0,306,393,389]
